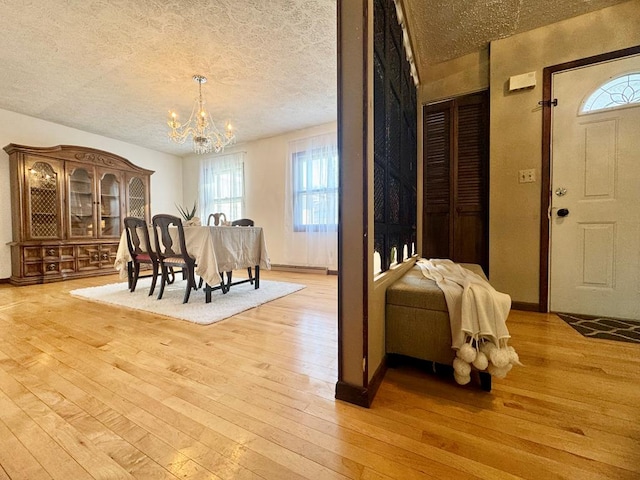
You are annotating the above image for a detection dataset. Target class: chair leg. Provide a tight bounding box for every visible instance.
[166,267,176,285]
[157,264,168,299]
[247,267,254,285]
[127,261,133,290]
[183,266,196,303]
[131,263,141,292]
[148,262,159,296]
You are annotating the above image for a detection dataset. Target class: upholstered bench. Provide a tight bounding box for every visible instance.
[385,263,492,391]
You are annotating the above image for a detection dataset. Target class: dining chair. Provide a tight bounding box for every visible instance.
[123,216,159,295]
[230,218,254,227]
[228,217,255,285]
[152,214,198,303]
[207,212,227,226]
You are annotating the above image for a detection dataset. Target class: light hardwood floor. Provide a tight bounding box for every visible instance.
[0,270,638,479]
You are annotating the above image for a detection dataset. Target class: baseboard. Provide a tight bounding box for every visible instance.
[512,301,541,312]
[335,381,370,407]
[335,360,387,408]
[0,278,10,284]
[367,359,387,403]
[327,269,339,276]
[271,264,329,275]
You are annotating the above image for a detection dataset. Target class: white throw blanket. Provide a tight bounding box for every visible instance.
[416,258,512,350]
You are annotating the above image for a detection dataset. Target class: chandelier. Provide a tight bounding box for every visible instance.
[167,75,236,155]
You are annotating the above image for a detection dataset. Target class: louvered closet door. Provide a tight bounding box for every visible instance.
[423,107,451,260]
[423,91,488,272]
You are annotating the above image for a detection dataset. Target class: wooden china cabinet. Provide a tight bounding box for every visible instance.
[4,144,153,285]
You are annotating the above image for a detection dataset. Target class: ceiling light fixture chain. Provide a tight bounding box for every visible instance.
[167,74,236,155]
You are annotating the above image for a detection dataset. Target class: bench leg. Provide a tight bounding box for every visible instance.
[386,353,402,368]
[437,362,492,392]
[479,371,492,392]
[433,362,453,377]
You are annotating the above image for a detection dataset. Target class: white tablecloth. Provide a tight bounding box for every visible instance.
[114,225,270,286]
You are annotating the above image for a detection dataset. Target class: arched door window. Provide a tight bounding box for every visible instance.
[581,72,640,113]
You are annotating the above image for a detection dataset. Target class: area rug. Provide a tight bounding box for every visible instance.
[70,277,305,325]
[557,313,640,344]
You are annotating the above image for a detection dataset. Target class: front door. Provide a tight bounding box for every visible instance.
[549,54,640,319]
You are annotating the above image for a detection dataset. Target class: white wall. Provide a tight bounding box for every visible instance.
[182,121,338,270]
[0,108,183,280]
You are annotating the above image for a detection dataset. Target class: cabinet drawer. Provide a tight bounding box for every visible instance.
[44,261,60,275]
[99,243,118,269]
[76,243,116,270]
[76,245,101,270]
[77,258,100,271]
[42,260,75,275]
[77,245,99,258]
[23,246,44,261]
[43,246,59,259]
[77,245,113,260]
[24,245,76,260]
[24,262,44,277]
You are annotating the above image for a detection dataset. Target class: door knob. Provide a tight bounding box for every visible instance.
[557,208,569,217]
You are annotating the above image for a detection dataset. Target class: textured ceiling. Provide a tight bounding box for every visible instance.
[0,0,630,157]
[0,0,337,156]
[402,0,630,69]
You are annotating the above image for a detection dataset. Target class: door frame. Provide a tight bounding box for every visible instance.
[538,44,640,312]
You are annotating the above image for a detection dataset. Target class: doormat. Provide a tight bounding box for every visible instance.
[557,313,640,345]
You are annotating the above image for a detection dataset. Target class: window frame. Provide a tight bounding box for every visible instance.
[291,147,339,233]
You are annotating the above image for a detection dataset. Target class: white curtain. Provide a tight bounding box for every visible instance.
[284,132,338,270]
[199,152,245,222]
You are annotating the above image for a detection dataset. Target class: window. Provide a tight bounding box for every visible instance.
[199,152,245,221]
[581,73,640,113]
[284,132,338,269]
[291,138,338,232]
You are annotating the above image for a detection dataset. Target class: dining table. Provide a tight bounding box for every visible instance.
[114,225,271,302]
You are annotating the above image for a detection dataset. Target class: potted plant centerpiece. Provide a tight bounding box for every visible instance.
[176,201,201,226]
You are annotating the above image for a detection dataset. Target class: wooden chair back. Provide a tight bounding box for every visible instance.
[151,214,198,303]
[152,214,190,261]
[123,216,159,295]
[123,216,153,258]
[207,212,227,226]
[231,218,254,226]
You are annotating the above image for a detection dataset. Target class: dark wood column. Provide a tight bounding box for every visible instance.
[336,0,370,405]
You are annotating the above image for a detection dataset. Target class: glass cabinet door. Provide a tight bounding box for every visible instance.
[99,171,122,237]
[127,176,147,219]
[68,166,96,238]
[26,160,62,239]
